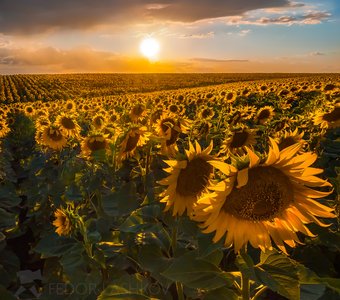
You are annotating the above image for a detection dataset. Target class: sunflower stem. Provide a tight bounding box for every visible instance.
[251,286,267,300]
[240,246,250,300]
[171,221,185,300]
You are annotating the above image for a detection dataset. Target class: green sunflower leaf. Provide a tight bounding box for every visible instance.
[162,250,233,291]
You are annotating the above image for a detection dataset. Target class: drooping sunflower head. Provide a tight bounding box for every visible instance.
[255,106,275,124]
[130,103,147,121]
[119,126,150,160]
[194,139,336,254]
[40,124,68,150]
[81,133,110,159]
[158,141,228,216]
[52,208,73,236]
[314,104,340,129]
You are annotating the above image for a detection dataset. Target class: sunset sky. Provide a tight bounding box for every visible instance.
[0,0,339,74]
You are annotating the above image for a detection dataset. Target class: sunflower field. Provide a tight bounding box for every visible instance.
[0,74,339,300]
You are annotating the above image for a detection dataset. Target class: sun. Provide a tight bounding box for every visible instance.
[140,38,160,60]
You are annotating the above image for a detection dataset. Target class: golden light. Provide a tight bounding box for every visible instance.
[140,38,160,60]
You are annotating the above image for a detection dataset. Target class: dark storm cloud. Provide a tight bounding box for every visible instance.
[0,0,291,34]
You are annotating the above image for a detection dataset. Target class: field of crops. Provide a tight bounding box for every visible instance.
[0,74,339,300]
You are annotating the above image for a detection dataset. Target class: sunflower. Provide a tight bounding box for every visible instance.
[81,133,110,159]
[92,113,107,130]
[199,106,215,120]
[276,129,305,151]
[40,125,68,150]
[130,103,147,122]
[24,105,35,117]
[156,113,190,140]
[0,121,10,138]
[53,208,72,236]
[194,139,335,254]
[55,113,81,138]
[158,141,229,216]
[220,128,257,156]
[255,106,275,124]
[64,100,77,112]
[313,104,340,129]
[119,126,150,160]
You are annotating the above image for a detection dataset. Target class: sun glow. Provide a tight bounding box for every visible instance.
[140,38,160,60]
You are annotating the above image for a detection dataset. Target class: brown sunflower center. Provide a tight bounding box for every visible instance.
[257,109,271,120]
[66,103,74,110]
[48,129,63,141]
[176,157,213,197]
[61,117,76,130]
[230,131,249,148]
[87,137,107,151]
[93,116,105,127]
[132,104,145,116]
[323,107,340,122]
[222,166,293,221]
[161,118,176,133]
[202,108,212,119]
[169,104,178,113]
[278,136,298,150]
[166,128,179,146]
[125,132,140,152]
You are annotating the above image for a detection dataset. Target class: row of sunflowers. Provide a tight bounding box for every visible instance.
[0,75,339,299]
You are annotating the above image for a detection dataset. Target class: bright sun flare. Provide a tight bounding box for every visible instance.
[140,38,160,59]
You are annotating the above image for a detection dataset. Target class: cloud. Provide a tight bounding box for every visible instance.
[178,32,215,39]
[258,11,331,25]
[0,45,191,73]
[1,45,339,73]
[309,51,325,56]
[0,0,292,35]
[191,58,249,63]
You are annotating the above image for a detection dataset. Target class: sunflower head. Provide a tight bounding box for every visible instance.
[314,105,340,129]
[56,113,80,138]
[40,125,68,150]
[130,103,147,121]
[194,139,336,254]
[276,129,305,151]
[64,100,77,112]
[24,106,35,117]
[158,141,223,216]
[53,208,73,236]
[221,127,257,156]
[256,106,275,124]
[81,133,110,159]
[119,126,150,160]
[92,113,107,130]
[0,121,10,139]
